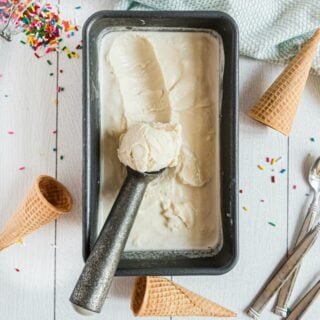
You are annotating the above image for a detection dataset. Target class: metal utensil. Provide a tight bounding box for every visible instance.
[274,156,320,317]
[286,280,320,320]
[70,167,164,313]
[247,223,320,320]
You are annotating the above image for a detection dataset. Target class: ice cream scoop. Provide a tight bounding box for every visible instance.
[70,122,181,314]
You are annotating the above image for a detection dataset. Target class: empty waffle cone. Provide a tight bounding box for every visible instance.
[248,28,320,135]
[131,276,237,317]
[0,175,73,250]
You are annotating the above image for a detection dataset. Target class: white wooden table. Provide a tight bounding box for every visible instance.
[1,1,320,319]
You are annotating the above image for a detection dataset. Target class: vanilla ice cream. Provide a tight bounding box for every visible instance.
[108,35,171,125]
[99,31,222,251]
[118,122,182,173]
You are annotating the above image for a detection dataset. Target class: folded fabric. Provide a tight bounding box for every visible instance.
[116,0,320,74]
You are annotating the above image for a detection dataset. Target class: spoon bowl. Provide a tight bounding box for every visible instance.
[309,157,320,193]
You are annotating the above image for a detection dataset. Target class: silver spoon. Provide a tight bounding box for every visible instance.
[274,156,320,317]
[70,166,164,314]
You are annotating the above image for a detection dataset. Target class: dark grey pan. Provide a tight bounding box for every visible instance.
[83,11,239,276]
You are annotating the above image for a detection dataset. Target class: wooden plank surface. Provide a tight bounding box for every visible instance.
[0,0,58,317]
[0,1,320,319]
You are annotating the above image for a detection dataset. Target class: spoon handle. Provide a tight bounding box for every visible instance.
[247,224,320,320]
[286,280,320,320]
[70,169,152,313]
[274,203,319,317]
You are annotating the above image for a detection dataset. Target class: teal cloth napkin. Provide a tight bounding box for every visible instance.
[116,0,320,73]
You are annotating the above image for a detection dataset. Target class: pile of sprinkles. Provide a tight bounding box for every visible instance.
[17,2,80,58]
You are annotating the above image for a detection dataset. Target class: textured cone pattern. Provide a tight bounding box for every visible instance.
[0,175,73,250]
[131,276,237,317]
[248,28,320,135]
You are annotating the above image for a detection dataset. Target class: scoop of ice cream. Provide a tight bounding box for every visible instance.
[118,122,182,173]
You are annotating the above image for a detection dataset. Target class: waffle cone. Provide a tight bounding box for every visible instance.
[0,175,73,250]
[131,276,237,317]
[248,28,320,135]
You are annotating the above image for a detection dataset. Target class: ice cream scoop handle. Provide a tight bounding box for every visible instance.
[70,169,151,313]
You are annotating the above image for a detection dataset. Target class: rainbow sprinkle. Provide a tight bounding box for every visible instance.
[257,165,265,171]
[17,2,79,58]
[268,222,276,227]
[17,239,24,245]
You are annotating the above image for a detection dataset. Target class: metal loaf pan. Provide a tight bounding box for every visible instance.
[83,11,239,276]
